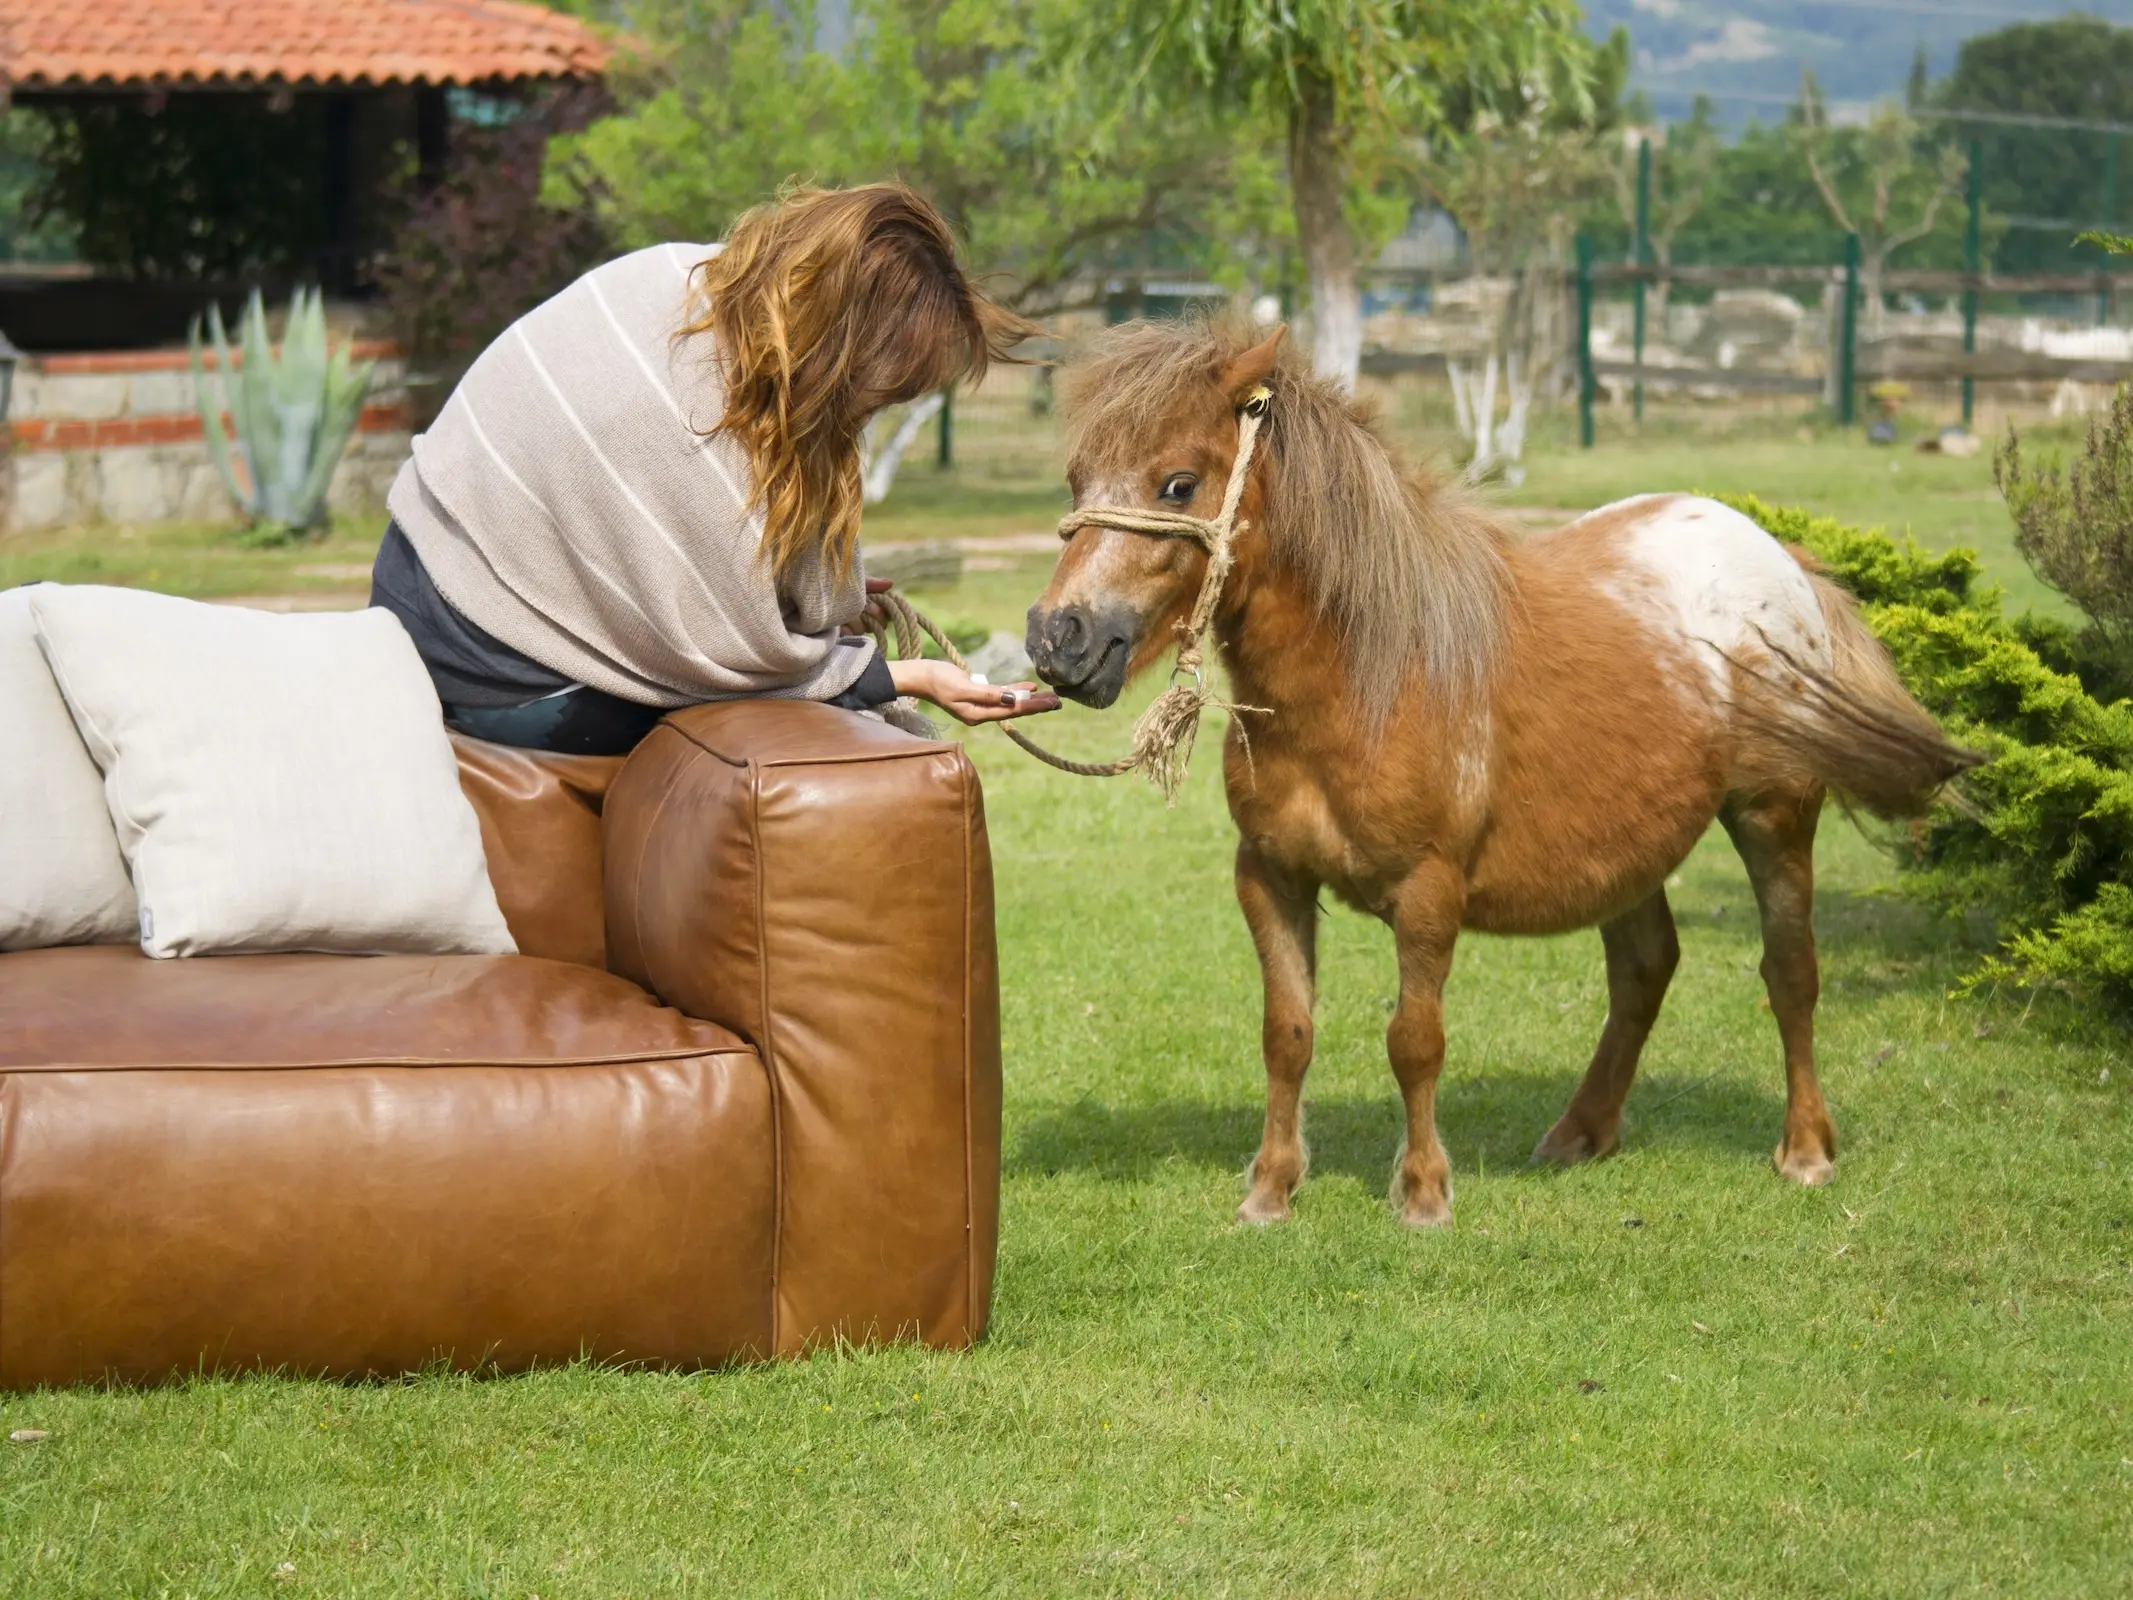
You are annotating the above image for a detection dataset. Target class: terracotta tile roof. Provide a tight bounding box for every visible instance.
[0,0,610,91]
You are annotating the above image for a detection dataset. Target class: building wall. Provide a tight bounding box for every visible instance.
[4,345,409,532]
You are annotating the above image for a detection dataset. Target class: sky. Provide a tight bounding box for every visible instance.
[1579,0,2133,124]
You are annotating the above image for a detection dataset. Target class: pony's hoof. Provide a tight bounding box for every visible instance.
[1390,1169,1454,1228]
[1531,1118,1617,1167]
[1773,1142,1835,1187]
[1236,1191,1292,1226]
[1396,1193,1453,1229]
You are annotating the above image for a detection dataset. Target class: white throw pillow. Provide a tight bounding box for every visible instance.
[0,585,139,951]
[30,586,516,959]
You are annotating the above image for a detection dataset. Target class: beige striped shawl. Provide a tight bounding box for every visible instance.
[386,242,874,708]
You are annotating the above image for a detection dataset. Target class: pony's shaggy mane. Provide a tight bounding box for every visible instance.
[1063,319,1508,717]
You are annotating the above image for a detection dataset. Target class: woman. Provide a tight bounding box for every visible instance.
[371,183,1060,755]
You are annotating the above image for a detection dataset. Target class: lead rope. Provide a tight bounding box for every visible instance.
[867,387,1272,801]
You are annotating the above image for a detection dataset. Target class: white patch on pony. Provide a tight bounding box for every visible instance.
[1452,706,1492,814]
[1598,494,1831,706]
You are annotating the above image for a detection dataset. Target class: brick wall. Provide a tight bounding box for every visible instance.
[4,344,411,532]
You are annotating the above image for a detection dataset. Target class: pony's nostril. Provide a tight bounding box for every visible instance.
[1051,607,1090,659]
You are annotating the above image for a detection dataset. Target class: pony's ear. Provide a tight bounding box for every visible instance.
[1219,325,1286,404]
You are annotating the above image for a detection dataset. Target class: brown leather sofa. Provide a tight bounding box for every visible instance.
[0,701,1000,1388]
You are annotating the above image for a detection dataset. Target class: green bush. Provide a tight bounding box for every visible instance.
[1994,381,2133,703]
[1724,493,2133,1017]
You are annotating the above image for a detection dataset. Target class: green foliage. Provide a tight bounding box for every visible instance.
[188,289,374,541]
[1792,78,1972,313]
[551,0,1285,312]
[28,97,336,281]
[1995,384,2133,683]
[1724,493,2133,1017]
[1939,17,2133,274]
[1086,0,1601,258]
[378,88,612,414]
[0,109,75,263]
[1090,0,1592,128]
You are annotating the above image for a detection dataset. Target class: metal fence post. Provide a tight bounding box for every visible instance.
[1633,137,1651,425]
[1838,232,1860,426]
[936,386,953,469]
[1963,139,1982,427]
[2099,132,2118,327]
[1576,235,1595,449]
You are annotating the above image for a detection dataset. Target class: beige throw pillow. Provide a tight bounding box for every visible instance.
[0,585,139,951]
[30,586,516,959]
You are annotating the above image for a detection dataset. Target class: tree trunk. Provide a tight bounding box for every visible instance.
[861,392,946,504]
[1289,70,1360,392]
[1861,254,1888,340]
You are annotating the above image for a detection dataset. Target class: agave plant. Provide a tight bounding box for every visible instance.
[189,288,375,540]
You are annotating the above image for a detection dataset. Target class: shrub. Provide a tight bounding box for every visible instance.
[375,89,613,424]
[1993,382,2133,701]
[1724,493,2133,1018]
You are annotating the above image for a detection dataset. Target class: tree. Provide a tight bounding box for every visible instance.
[1996,229,2133,694]
[1793,74,1966,336]
[1938,16,2133,274]
[0,110,74,264]
[554,0,1280,316]
[1426,113,1607,481]
[552,0,1283,500]
[29,96,333,281]
[1608,91,1719,318]
[1082,0,1595,390]
[377,89,613,426]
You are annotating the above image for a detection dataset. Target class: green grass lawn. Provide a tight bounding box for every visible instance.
[4,424,2129,1594]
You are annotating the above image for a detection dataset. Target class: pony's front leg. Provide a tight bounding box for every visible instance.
[1236,841,1319,1224]
[1387,859,1466,1228]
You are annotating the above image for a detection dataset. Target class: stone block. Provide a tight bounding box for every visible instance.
[128,369,198,416]
[10,367,48,418]
[10,453,74,531]
[327,450,396,517]
[37,373,131,422]
[95,446,180,524]
[178,460,238,523]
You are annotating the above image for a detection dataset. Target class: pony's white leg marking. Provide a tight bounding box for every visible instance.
[1599,495,1832,705]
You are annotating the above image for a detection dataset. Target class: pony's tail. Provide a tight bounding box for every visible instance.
[1734,555,1983,819]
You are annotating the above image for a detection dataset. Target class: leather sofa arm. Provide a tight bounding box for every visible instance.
[602,700,1002,1355]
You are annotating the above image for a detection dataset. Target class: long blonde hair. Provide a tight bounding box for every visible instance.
[686,184,1036,580]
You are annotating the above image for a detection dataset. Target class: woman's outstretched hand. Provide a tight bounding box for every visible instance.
[890,658,1062,725]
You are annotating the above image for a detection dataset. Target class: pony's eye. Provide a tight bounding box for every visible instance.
[1160,473,1198,504]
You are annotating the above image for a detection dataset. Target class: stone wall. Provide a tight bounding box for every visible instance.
[3,345,409,533]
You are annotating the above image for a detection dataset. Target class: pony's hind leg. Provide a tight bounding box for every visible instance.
[1721,786,1837,1186]
[1236,842,1319,1224]
[1533,890,1680,1166]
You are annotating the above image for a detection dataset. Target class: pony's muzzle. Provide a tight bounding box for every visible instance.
[1026,602,1134,709]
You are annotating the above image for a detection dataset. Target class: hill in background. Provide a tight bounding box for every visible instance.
[1582,0,2133,123]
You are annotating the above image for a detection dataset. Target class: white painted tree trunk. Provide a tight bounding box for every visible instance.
[860,391,945,505]
[1449,271,1557,485]
[1447,357,1475,442]
[1448,354,1505,483]
[1290,71,1361,393]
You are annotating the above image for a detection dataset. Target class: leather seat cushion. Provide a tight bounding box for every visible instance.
[0,945,749,1069]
